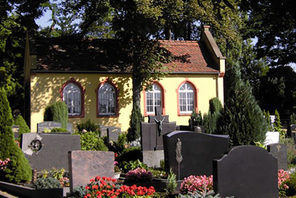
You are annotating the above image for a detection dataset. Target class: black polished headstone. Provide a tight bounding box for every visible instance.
[268,143,288,170]
[21,133,81,171]
[213,145,278,198]
[163,131,229,180]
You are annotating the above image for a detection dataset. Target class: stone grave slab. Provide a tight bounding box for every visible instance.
[21,133,80,171]
[268,143,288,170]
[143,150,164,168]
[37,121,73,133]
[213,145,278,198]
[69,151,114,192]
[163,131,229,180]
[107,127,121,142]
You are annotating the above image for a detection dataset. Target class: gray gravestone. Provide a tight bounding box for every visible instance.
[69,150,114,192]
[213,145,278,198]
[99,125,108,137]
[268,143,288,170]
[37,121,73,133]
[163,131,229,180]
[291,124,296,132]
[107,127,121,142]
[142,150,164,168]
[21,133,80,171]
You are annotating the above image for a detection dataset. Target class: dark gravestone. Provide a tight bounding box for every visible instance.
[148,106,169,123]
[107,127,121,142]
[213,145,278,198]
[21,133,80,171]
[141,122,176,150]
[163,131,229,180]
[68,151,114,192]
[268,143,288,170]
[37,121,73,133]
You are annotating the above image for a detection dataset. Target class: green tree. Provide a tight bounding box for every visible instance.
[240,0,296,66]
[0,88,32,183]
[217,65,268,146]
[1,0,48,112]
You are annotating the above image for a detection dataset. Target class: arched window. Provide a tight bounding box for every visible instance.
[63,82,82,116]
[145,83,163,115]
[98,82,116,116]
[178,82,195,114]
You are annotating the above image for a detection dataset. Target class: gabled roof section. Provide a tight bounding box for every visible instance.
[27,34,222,74]
[159,40,219,73]
[29,37,128,72]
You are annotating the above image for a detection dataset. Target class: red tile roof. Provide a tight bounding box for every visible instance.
[160,40,219,73]
[29,37,219,74]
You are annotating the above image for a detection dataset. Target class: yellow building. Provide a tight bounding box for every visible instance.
[24,26,225,132]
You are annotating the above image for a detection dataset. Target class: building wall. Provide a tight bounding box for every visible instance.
[30,73,219,132]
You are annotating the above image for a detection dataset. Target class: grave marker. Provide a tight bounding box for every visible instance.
[68,151,114,192]
[213,145,278,198]
[268,143,288,170]
[163,131,229,180]
[21,133,80,171]
[37,121,73,133]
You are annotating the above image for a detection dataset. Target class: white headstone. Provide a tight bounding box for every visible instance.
[264,131,279,146]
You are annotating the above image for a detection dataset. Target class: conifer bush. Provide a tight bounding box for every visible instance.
[14,114,30,140]
[216,68,268,146]
[203,97,223,134]
[0,88,32,183]
[44,101,68,129]
[127,105,143,141]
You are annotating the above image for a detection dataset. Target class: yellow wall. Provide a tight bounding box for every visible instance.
[141,74,219,125]
[30,73,220,132]
[30,73,133,132]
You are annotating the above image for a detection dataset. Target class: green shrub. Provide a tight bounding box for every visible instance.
[107,133,128,154]
[264,110,273,131]
[127,105,143,141]
[44,101,68,129]
[216,77,267,146]
[166,169,177,195]
[34,177,61,189]
[274,109,283,132]
[50,128,68,133]
[122,159,148,173]
[189,110,203,130]
[117,146,142,165]
[77,132,108,151]
[203,98,222,134]
[13,114,30,140]
[0,88,32,183]
[76,119,99,134]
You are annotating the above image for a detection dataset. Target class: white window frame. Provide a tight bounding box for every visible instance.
[179,83,195,114]
[98,83,116,116]
[63,83,81,116]
[146,83,162,115]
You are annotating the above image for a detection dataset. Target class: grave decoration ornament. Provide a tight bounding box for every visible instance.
[29,138,43,153]
[176,138,183,180]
